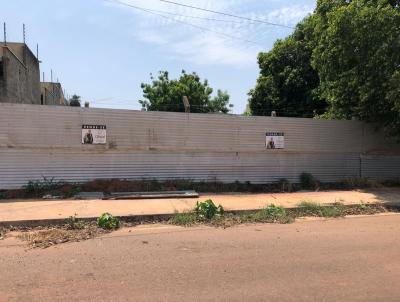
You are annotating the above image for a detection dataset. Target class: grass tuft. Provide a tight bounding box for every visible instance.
[298,201,345,217]
[169,212,197,226]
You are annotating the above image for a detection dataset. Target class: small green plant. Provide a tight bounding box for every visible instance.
[253,204,293,223]
[299,172,318,190]
[97,213,120,230]
[24,177,65,196]
[67,214,86,230]
[358,202,368,210]
[298,201,344,218]
[195,199,224,219]
[170,212,197,226]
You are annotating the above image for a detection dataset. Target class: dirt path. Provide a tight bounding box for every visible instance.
[1,215,400,301]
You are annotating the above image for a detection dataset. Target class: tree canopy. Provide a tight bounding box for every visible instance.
[248,19,327,117]
[139,70,232,114]
[312,0,400,136]
[249,0,400,136]
[69,95,81,107]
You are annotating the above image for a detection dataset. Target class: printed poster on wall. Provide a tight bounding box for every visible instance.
[266,132,284,149]
[82,125,107,144]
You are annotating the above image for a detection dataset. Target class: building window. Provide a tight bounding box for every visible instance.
[41,94,44,105]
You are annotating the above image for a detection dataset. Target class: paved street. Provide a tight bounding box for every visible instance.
[1,215,400,301]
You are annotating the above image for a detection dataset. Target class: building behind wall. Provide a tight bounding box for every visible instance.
[40,82,66,105]
[0,42,41,104]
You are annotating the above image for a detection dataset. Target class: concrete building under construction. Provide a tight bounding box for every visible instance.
[0,39,67,106]
[40,82,66,105]
[0,42,41,104]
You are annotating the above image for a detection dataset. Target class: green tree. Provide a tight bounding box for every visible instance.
[69,95,81,107]
[248,19,328,117]
[139,70,232,113]
[312,0,400,136]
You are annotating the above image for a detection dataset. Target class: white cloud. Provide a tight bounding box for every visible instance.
[266,5,314,26]
[105,0,314,67]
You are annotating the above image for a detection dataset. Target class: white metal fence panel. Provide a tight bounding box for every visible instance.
[0,103,399,189]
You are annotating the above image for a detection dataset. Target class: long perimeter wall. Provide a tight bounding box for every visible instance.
[1,103,399,189]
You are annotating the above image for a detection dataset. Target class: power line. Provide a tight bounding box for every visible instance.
[115,1,247,24]
[159,0,295,29]
[107,0,263,46]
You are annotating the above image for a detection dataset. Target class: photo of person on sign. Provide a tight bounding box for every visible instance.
[83,129,94,144]
[267,137,275,149]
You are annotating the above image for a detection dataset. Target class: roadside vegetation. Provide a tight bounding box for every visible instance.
[1,174,399,200]
[2,200,394,249]
[169,199,390,228]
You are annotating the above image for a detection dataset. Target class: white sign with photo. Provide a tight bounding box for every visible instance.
[82,125,107,144]
[266,132,284,149]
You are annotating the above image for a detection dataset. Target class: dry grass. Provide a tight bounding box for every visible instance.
[18,224,105,248]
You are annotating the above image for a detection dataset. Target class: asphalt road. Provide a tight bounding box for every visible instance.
[1,215,400,302]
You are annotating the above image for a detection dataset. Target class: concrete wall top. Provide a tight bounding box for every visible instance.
[0,103,398,154]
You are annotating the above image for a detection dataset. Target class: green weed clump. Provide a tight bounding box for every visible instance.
[252,204,293,224]
[299,173,319,190]
[97,213,120,230]
[298,201,345,218]
[169,212,197,226]
[24,177,65,196]
[67,214,86,230]
[195,199,224,220]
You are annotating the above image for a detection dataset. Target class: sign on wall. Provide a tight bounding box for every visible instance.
[82,125,107,144]
[266,132,284,149]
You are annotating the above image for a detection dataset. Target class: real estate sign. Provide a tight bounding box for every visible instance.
[82,125,107,144]
[266,132,284,149]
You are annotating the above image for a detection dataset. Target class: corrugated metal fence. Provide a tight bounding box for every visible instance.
[0,103,399,189]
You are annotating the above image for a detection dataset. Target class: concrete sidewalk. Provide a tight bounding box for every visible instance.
[1,188,399,225]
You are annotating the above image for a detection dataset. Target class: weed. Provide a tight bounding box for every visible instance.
[169,212,197,226]
[24,177,65,197]
[252,204,294,224]
[67,214,86,230]
[299,173,318,190]
[298,201,345,217]
[195,199,224,220]
[97,213,120,230]
[358,202,368,210]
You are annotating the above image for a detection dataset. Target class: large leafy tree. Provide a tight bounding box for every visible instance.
[249,0,400,138]
[69,95,81,107]
[248,19,328,117]
[139,70,232,113]
[312,0,400,135]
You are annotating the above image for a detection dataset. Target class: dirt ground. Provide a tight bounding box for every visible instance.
[1,214,400,302]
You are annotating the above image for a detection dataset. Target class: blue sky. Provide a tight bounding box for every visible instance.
[1,0,315,113]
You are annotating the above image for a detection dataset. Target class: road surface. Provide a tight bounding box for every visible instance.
[1,215,400,301]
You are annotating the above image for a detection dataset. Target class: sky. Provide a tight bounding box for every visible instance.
[1,0,315,114]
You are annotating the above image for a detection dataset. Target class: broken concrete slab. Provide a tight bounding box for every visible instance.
[105,190,199,200]
[74,192,105,200]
